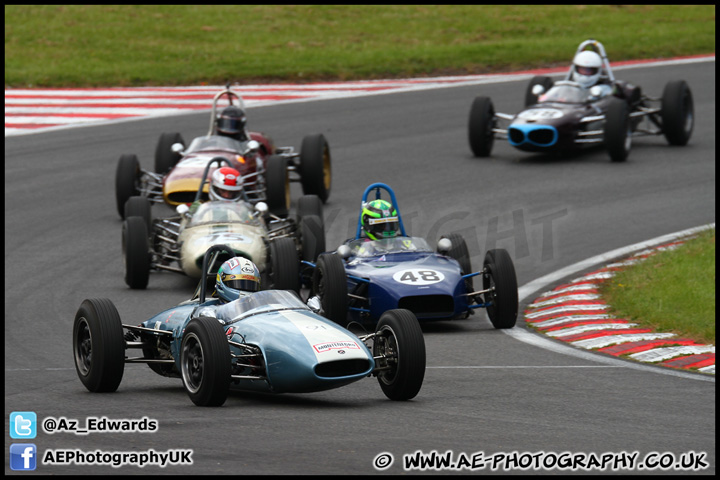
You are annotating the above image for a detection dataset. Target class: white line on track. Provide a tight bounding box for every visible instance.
[505,224,716,383]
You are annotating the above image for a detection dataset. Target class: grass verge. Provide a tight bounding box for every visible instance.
[601,229,715,345]
[4,5,716,87]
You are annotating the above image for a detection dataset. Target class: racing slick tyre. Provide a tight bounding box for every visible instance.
[269,237,300,293]
[115,154,141,219]
[440,232,473,291]
[312,253,348,326]
[123,216,151,289]
[468,96,495,157]
[266,155,291,217]
[155,132,185,174]
[297,194,324,230]
[482,249,518,329]
[73,298,125,393]
[180,317,231,407]
[524,75,554,107]
[604,98,632,162]
[299,133,331,203]
[300,215,326,262]
[661,80,694,146]
[124,196,152,233]
[374,309,426,401]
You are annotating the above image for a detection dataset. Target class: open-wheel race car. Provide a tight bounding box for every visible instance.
[122,156,326,291]
[115,85,332,219]
[73,245,426,406]
[302,183,518,329]
[468,39,694,162]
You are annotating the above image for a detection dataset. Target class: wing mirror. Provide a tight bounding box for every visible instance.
[531,84,546,96]
[176,203,190,217]
[589,85,603,99]
[254,201,268,216]
[337,244,352,260]
[245,140,260,154]
[437,237,452,254]
[171,143,185,155]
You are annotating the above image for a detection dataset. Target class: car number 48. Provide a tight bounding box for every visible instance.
[392,269,445,285]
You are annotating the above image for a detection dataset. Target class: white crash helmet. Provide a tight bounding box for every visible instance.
[209,166,243,202]
[572,50,603,88]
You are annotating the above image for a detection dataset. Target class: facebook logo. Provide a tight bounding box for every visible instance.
[10,411,37,439]
[10,444,37,471]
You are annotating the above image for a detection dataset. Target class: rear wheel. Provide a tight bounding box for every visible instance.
[312,253,348,325]
[482,249,518,329]
[180,317,231,407]
[154,132,185,174]
[374,309,426,401]
[439,233,472,291]
[604,98,631,162]
[661,80,694,146]
[300,215,325,262]
[468,96,495,157]
[115,154,141,218]
[524,75,554,107]
[73,298,125,393]
[297,194,324,229]
[268,237,300,292]
[123,216,151,289]
[299,133,331,203]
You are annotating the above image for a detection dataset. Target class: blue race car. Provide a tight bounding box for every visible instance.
[73,244,426,406]
[468,39,694,162]
[303,183,518,329]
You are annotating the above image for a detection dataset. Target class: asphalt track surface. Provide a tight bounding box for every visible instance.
[4,60,715,475]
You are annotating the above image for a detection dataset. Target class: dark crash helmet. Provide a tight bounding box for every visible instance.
[361,199,400,241]
[215,257,261,302]
[216,105,247,139]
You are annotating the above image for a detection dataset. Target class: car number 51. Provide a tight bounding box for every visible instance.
[392,269,445,285]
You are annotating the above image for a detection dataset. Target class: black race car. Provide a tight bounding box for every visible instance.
[468,39,694,162]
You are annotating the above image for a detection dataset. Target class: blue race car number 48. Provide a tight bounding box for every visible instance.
[393,269,445,285]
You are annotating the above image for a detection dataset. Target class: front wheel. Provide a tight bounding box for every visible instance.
[374,309,426,401]
[299,133,331,203]
[73,298,125,393]
[468,96,495,157]
[661,80,694,146]
[180,317,231,407]
[265,155,290,217]
[482,249,518,329]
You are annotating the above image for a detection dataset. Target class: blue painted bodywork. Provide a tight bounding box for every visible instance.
[343,242,469,322]
[140,290,375,394]
[314,183,485,324]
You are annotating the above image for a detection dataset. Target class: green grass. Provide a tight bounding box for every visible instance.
[601,229,716,345]
[4,5,716,87]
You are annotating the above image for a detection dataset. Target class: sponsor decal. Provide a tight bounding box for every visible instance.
[368,216,398,225]
[313,341,361,353]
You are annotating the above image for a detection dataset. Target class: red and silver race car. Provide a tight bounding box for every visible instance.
[468,39,694,162]
[115,85,331,217]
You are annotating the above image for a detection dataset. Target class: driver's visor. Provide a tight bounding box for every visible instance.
[576,66,599,76]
